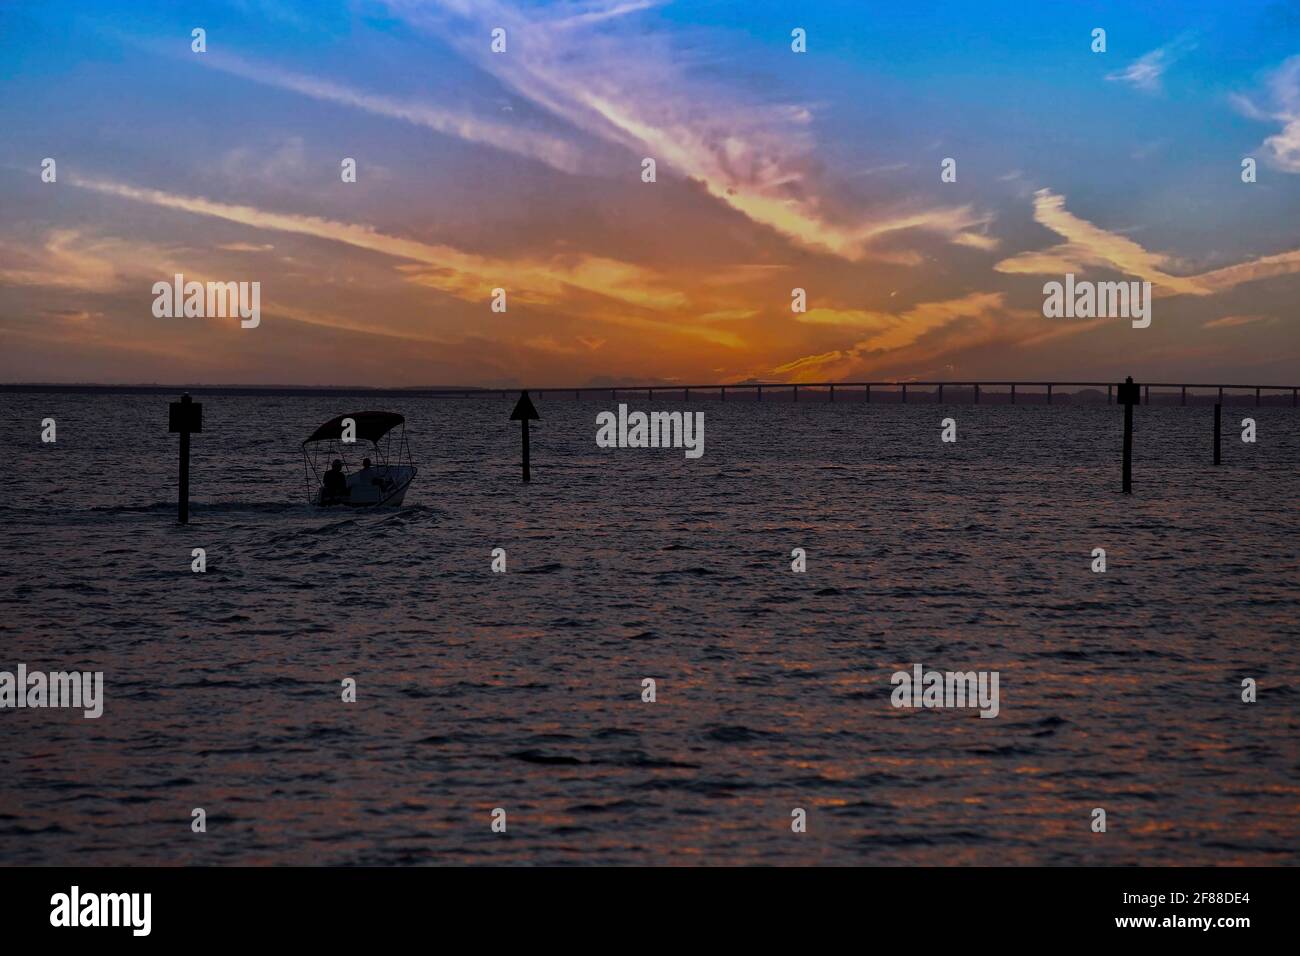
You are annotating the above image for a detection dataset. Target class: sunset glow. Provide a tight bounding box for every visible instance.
[2,0,1297,387]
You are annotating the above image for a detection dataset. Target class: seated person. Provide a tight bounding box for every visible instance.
[320,459,349,504]
[356,457,389,490]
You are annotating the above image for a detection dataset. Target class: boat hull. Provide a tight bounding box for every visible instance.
[316,465,415,508]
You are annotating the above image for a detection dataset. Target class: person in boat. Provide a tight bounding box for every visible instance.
[357,457,389,491]
[321,459,349,504]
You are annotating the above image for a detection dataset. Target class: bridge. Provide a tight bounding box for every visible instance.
[6,380,1297,405]
[464,381,1300,407]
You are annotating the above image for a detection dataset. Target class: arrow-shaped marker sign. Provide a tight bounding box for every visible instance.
[509,390,540,482]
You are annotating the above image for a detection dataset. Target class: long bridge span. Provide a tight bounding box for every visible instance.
[459,381,1299,407]
[6,380,1297,405]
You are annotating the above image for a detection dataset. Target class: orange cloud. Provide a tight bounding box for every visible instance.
[1202,314,1277,329]
[773,292,1024,381]
[793,292,1007,351]
[67,175,684,313]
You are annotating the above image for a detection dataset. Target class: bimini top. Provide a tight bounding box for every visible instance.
[303,411,404,446]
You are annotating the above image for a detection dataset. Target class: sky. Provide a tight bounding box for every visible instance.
[0,0,1297,387]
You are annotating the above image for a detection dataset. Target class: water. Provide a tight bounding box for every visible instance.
[1,392,1296,865]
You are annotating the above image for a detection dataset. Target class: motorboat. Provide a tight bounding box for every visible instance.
[302,411,417,507]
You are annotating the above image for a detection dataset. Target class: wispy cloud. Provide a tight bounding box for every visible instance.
[994,188,1300,295]
[995,190,1205,294]
[218,242,276,253]
[1194,249,1300,293]
[191,49,589,175]
[552,0,661,28]
[0,230,183,292]
[1105,35,1197,93]
[1232,55,1300,172]
[56,175,759,350]
[1202,314,1276,330]
[771,296,1097,384]
[65,174,687,312]
[214,136,309,185]
[773,292,1016,381]
[382,0,988,261]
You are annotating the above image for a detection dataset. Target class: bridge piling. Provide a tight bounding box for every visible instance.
[1214,403,1222,465]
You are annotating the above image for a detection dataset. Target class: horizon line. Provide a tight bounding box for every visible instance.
[3,379,1298,393]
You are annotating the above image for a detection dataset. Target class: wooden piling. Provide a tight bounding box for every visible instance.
[167,393,203,524]
[178,429,190,522]
[1214,403,1221,466]
[1123,401,1133,492]
[1117,377,1139,494]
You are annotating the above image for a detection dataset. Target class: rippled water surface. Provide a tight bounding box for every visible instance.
[1,391,1297,865]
